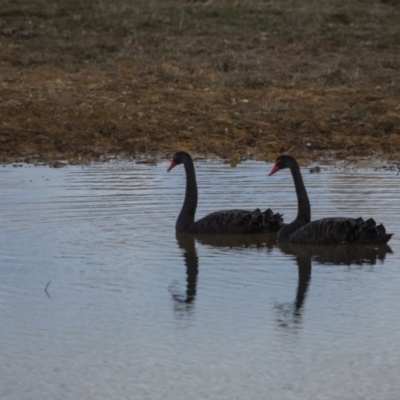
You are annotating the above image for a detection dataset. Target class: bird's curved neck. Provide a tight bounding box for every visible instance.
[278,163,311,241]
[176,158,198,231]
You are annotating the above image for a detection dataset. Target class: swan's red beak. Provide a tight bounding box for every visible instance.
[268,162,280,176]
[167,159,177,172]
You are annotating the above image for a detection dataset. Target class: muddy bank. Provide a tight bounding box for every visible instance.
[2,62,400,167]
[1,1,400,166]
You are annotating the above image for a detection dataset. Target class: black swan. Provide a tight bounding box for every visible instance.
[268,155,393,244]
[168,151,283,234]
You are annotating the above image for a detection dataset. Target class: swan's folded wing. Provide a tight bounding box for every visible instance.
[288,217,392,244]
[193,208,283,234]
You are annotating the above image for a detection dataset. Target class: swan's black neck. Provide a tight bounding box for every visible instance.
[278,160,311,241]
[176,155,198,232]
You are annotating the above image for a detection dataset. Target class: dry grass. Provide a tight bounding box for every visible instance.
[0,0,400,164]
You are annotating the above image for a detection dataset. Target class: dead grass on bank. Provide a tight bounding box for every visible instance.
[0,0,400,164]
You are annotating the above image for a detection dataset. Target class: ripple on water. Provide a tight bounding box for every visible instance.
[0,160,399,400]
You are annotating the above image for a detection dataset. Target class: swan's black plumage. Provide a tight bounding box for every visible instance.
[168,151,283,234]
[269,155,392,244]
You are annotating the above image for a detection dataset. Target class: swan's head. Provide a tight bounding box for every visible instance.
[269,155,298,176]
[167,151,191,172]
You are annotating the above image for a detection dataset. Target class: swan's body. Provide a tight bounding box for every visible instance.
[269,155,392,244]
[168,151,283,234]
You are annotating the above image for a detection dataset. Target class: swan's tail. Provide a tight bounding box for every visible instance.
[262,208,284,232]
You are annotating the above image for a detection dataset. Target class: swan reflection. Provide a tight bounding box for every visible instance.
[278,242,392,266]
[194,232,277,251]
[170,233,199,313]
[172,232,392,327]
[274,242,393,330]
[171,232,278,312]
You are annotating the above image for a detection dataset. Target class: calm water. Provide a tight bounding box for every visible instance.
[1,159,400,400]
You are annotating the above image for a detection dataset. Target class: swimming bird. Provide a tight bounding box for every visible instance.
[168,151,283,234]
[269,155,392,244]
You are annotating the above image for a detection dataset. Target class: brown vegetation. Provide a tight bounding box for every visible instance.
[1,0,400,165]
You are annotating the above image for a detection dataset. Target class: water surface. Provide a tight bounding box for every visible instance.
[1,159,400,400]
